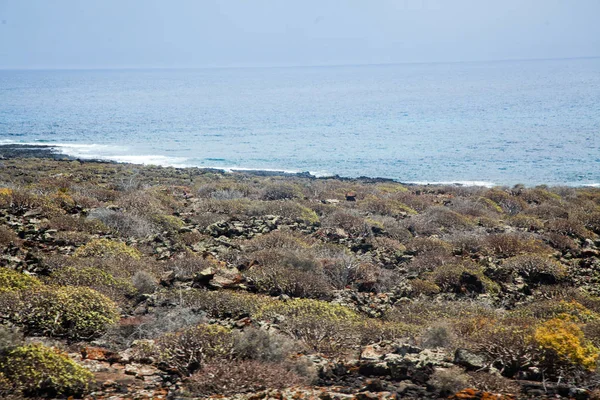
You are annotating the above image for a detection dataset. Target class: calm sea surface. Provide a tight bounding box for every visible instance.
[1,58,599,186]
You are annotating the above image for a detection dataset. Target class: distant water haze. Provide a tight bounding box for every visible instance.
[0,0,599,69]
[1,58,599,186]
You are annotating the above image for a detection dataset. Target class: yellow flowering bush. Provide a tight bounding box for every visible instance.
[535,318,599,371]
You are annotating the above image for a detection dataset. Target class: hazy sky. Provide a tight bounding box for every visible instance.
[0,0,599,69]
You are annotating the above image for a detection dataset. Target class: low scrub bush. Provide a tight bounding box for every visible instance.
[261,182,303,200]
[244,229,315,251]
[407,237,453,256]
[0,226,19,247]
[0,268,41,293]
[176,289,272,319]
[427,262,500,295]
[525,203,569,219]
[521,300,599,324]
[116,188,177,215]
[467,317,539,378]
[483,233,551,258]
[170,255,217,281]
[351,262,398,293]
[578,210,600,234]
[233,327,296,362]
[356,319,415,345]
[387,300,497,328]
[428,366,471,397]
[408,206,473,235]
[322,210,371,237]
[74,238,142,259]
[86,208,156,238]
[409,278,441,296]
[144,324,234,375]
[420,323,455,349]
[484,189,527,215]
[103,307,205,348]
[131,270,157,294]
[546,218,591,239]
[500,254,567,285]
[185,360,309,396]
[359,197,417,217]
[245,249,332,299]
[255,299,361,356]
[48,266,137,301]
[447,233,486,256]
[448,198,499,217]
[0,343,93,397]
[467,371,521,394]
[152,213,185,233]
[0,188,41,213]
[0,286,120,340]
[508,214,544,231]
[544,232,579,253]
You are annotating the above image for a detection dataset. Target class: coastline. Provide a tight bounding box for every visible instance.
[1,144,596,188]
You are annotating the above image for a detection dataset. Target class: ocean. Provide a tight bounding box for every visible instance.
[1,58,599,186]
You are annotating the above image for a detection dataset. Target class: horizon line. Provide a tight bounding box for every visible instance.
[1,55,599,72]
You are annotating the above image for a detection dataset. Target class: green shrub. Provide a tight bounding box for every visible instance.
[426,262,500,294]
[74,238,142,259]
[0,268,41,293]
[261,182,302,200]
[48,266,137,301]
[152,214,185,233]
[1,286,120,340]
[0,344,93,397]
[409,278,441,296]
[255,299,361,356]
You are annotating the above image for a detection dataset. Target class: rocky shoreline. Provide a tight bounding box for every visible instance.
[0,144,475,186]
[0,157,599,399]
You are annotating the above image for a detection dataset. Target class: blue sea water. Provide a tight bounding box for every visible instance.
[1,58,599,186]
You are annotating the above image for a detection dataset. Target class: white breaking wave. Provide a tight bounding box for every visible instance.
[94,154,192,167]
[404,180,497,188]
[0,141,333,175]
[0,141,192,168]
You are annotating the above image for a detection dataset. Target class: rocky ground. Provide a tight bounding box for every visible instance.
[0,151,599,399]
